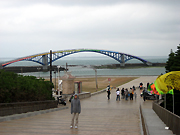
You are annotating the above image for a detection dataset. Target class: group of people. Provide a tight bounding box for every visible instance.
[107,85,137,101]
[119,86,137,101]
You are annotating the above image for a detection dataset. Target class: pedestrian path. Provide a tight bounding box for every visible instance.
[0,76,174,135]
[0,90,141,135]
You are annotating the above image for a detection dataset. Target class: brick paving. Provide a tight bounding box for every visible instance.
[0,76,157,135]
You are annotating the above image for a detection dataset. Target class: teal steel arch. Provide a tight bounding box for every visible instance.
[1,49,152,67]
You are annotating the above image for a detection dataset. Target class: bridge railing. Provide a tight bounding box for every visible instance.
[152,101,180,135]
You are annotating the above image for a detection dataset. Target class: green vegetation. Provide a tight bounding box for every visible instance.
[166,44,180,72]
[164,44,180,116]
[0,70,54,103]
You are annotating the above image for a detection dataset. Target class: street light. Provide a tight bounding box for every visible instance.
[93,68,98,92]
[37,67,41,78]
[57,66,60,95]
[54,70,56,91]
[21,68,23,75]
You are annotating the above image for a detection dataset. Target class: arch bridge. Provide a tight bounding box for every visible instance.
[1,49,152,70]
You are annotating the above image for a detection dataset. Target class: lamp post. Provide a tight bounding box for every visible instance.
[57,66,60,95]
[21,68,23,75]
[54,70,56,91]
[93,68,98,92]
[37,67,41,78]
[50,50,52,83]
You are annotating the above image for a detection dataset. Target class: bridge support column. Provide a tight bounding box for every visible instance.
[42,55,48,71]
[120,54,125,67]
[146,62,152,66]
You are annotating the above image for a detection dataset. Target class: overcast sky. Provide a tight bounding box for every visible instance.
[0,0,179,59]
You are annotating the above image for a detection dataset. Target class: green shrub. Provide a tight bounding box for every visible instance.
[0,70,54,103]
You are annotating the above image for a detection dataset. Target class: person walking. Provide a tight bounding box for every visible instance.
[116,88,120,101]
[147,82,149,89]
[129,88,134,100]
[70,94,81,129]
[139,82,143,90]
[107,84,110,91]
[133,86,136,91]
[125,89,129,101]
[134,92,137,100]
[107,89,111,100]
[121,88,125,99]
[142,89,147,101]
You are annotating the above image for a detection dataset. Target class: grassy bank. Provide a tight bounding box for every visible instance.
[47,77,137,93]
[75,77,137,93]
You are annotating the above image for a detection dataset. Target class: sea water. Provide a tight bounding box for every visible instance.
[0,55,167,77]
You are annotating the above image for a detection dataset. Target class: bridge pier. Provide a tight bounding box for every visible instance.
[146,62,152,66]
[120,54,125,67]
[42,55,48,71]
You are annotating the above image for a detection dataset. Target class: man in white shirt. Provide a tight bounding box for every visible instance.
[116,88,120,101]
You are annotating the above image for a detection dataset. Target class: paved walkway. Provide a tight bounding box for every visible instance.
[0,76,174,135]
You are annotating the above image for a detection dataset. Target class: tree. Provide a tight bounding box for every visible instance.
[165,49,175,72]
[164,44,180,116]
[171,44,180,71]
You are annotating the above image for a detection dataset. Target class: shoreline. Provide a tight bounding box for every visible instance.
[44,75,159,79]
[43,75,159,80]
[2,63,165,73]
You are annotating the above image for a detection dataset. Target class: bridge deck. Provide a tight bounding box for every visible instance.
[0,77,174,135]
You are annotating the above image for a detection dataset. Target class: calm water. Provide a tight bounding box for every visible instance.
[0,55,167,77]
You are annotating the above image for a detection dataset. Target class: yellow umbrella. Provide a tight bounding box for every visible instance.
[155,71,180,93]
[155,71,180,113]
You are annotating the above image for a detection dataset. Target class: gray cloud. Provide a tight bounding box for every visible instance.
[0,0,179,58]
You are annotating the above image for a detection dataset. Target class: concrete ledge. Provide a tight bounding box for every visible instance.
[59,89,106,101]
[0,100,58,117]
[0,106,68,122]
[139,104,150,135]
[78,92,91,99]
[91,89,106,96]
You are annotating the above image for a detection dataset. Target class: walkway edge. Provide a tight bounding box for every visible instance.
[91,89,106,96]
[0,106,68,122]
[139,104,150,135]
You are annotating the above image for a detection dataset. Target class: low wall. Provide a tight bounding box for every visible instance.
[63,90,106,101]
[91,89,106,96]
[152,101,180,135]
[139,104,150,135]
[0,100,58,117]
[78,92,91,99]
